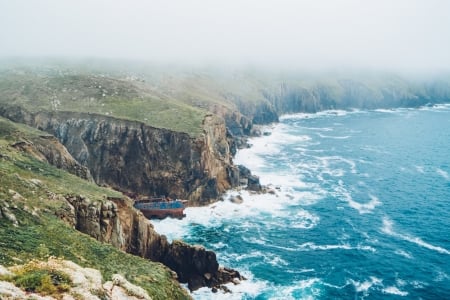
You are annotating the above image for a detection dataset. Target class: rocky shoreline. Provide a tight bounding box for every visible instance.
[55,193,247,293]
[3,67,448,296]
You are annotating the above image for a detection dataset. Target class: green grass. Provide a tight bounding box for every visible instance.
[0,72,207,137]
[0,117,190,299]
[7,262,72,296]
[0,215,189,299]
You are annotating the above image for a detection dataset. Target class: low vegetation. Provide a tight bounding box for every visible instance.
[4,260,72,296]
[0,69,207,136]
[0,117,190,299]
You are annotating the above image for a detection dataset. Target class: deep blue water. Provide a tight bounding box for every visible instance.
[154,105,450,299]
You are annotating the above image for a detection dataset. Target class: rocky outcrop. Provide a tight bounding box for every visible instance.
[0,258,153,300]
[11,135,93,181]
[0,106,239,205]
[57,195,243,292]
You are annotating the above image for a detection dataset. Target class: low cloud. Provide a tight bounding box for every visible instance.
[1,0,449,71]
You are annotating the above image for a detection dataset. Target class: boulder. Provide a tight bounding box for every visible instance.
[247,175,262,191]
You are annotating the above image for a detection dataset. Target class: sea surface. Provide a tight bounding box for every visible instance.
[153,105,450,299]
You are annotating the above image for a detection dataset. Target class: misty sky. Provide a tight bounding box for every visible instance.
[1,0,450,71]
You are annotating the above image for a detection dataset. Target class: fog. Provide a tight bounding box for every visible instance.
[1,0,450,72]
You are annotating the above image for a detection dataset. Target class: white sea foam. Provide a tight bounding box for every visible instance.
[280,109,355,121]
[291,209,320,229]
[234,124,312,175]
[347,194,382,214]
[266,255,289,267]
[227,250,266,262]
[410,280,426,289]
[382,286,408,296]
[415,165,425,174]
[381,217,450,255]
[258,173,311,190]
[316,133,351,139]
[433,271,449,282]
[436,168,449,180]
[348,276,382,294]
[374,108,396,113]
[190,271,267,300]
[291,242,376,252]
[394,249,413,259]
[360,145,390,155]
[433,103,450,111]
[301,126,333,132]
[153,187,316,242]
[317,109,351,117]
[191,272,323,300]
[267,278,322,300]
[334,184,381,214]
[321,155,357,174]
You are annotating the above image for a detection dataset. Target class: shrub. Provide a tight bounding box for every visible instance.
[13,262,72,296]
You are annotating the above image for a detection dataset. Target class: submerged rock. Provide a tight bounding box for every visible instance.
[230,195,244,204]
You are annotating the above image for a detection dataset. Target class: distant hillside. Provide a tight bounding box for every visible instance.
[1,61,449,135]
[0,67,207,137]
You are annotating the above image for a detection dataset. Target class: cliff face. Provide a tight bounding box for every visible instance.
[58,195,242,291]
[11,134,93,181]
[259,79,450,115]
[0,106,238,205]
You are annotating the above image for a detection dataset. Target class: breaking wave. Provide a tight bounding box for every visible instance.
[155,106,450,299]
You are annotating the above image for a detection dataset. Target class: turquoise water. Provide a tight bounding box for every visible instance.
[154,105,450,299]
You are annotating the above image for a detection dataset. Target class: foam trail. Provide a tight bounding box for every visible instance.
[382,286,408,296]
[317,133,351,139]
[336,186,382,214]
[415,165,425,174]
[436,168,449,180]
[301,126,333,132]
[382,217,450,255]
[394,249,413,259]
[298,242,376,252]
[374,108,396,113]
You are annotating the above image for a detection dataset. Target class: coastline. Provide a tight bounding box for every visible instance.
[153,122,293,298]
[153,105,450,298]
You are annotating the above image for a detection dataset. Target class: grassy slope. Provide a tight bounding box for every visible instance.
[0,116,190,300]
[0,69,207,137]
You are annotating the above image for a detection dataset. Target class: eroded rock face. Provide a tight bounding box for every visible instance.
[0,106,239,205]
[57,195,243,292]
[10,135,93,181]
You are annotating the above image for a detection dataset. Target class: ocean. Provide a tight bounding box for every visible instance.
[153,105,450,299]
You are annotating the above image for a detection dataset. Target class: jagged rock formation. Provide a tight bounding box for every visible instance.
[57,195,243,291]
[11,134,93,181]
[0,106,240,205]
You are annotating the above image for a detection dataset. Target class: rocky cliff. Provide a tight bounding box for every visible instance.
[11,134,93,182]
[0,105,239,205]
[258,78,450,115]
[57,194,242,291]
